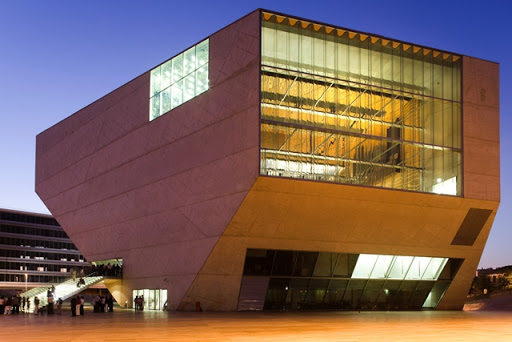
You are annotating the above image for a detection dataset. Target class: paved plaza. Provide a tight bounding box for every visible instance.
[1,308,511,341]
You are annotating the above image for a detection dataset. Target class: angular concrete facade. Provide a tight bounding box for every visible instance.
[36,10,499,311]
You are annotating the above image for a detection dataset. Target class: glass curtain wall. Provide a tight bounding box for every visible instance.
[242,248,463,311]
[260,13,462,195]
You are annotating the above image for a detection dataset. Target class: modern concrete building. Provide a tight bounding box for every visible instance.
[35,9,499,311]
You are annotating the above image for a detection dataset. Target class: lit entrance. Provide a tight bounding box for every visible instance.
[132,289,168,310]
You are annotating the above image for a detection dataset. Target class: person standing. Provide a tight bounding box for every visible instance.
[12,296,19,314]
[56,298,63,315]
[107,295,114,312]
[75,295,81,316]
[47,294,54,314]
[80,296,85,315]
[70,296,76,317]
[34,296,40,315]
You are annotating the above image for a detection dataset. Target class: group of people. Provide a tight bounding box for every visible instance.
[92,294,114,313]
[134,295,145,311]
[0,296,21,314]
[70,295,85,316]
[70,264,123,280]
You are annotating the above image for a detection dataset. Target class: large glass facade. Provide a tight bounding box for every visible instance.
[260,13,462,195]
[241,248,463,311]
[150,39,209,121]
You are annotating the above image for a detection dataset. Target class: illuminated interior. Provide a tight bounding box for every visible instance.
[241,249,462,311]
[150,39,209,121]
[132,288,168,310]
[260,13,462,195]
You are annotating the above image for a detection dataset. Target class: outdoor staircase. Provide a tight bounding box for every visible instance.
[21,275,104,312]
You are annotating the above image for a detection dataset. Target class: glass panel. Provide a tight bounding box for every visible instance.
[150,67,161,97]
[183,47,196,75]
[264,278,289,310]
[161,60,172,90]
[343,279,367,309]
[272,250,295,276]
[423,282,449,308]
[360,280,385,309]
[409,281,434,309]
[171,80,183,109]
[293,251,318,277]
[286,278,308,310]
[183,73,195,102]
[324,279,348,307]
[244,249,275,275]
[313,252,336,277]
[387,256,413,279]
[352,254,378,278]
[196,40,209,67]
[405,257,431,280]
[161,87,171,115]
[395,281,418,310]
[370,255,394,279]
[421,258,447,280]
[304,279,329,308]
[150,94,160,120]
[333,254,358,277]
[172,54,184,83]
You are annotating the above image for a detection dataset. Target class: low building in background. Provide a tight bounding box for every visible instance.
[0,208,89,291]
[35,9,500,311]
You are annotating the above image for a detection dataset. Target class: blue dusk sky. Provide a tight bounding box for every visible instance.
[0,0,509,268]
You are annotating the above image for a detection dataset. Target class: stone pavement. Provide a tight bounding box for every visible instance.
[1,308,511,341]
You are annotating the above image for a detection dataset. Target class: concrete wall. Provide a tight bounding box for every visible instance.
[36,10,261,310]
[462,57,500,202]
